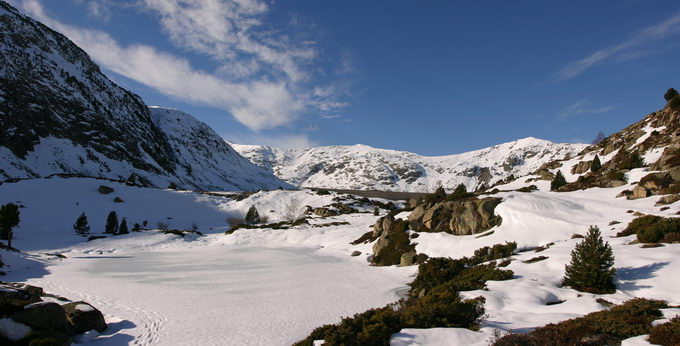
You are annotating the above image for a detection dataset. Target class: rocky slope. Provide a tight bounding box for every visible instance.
[0,2,287,191]
[232,138,586,192]
[526,99,680,198]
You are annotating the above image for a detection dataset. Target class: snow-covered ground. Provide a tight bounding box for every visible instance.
[1,174,679,345]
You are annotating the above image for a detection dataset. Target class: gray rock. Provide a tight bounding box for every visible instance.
[97,185,114,194]
[11,302,73,335]
[62,301,107,334]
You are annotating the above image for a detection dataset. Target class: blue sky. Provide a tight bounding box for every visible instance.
[9,0,680,155]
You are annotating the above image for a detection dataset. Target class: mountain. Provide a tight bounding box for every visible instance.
[0,1,288,191]
[231,138,587,192]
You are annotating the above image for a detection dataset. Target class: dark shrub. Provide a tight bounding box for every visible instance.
[425,186,447,204]
[551,170,567,191]
[590,155,602,172]
[648,316,680,346]
[625,215,680,243]
[563,226,616,294]
[671,95,680,111]
[606,171,626,182]
[493,298,667,346]
[472,242,517,264]
[665,88,679,101]
[73,212,90,236]
[245,206,260,225]
[401,292,485,329]
[104,211,118,234]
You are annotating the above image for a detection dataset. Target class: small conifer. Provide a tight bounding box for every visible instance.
[245,206,260,225]
[550,170,567,191]
[105,211,119,234]
[563,226,616,294]
[73,212,90,236]
[590,155,602,172]
[119,217,129,235]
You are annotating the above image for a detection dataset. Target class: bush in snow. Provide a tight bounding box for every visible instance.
[282,198,305,222]
[623,215,680,243]
[424,186,447,204]
[648,316,680,346]
[118,217,129,235]
[550,170,567,191]
[590,154,601,172]
[227,216,245,230]
[156,222,169,230]
[493,298,667,346]
[245,206,260,225]
[73,212,90,236]
[132,223,141,232]
[104,211,118,234]
[295,243,516,346]
[0,203,20,248]
[562,226,616,294]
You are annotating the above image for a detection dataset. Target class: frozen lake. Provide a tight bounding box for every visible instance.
[26,243,411,346]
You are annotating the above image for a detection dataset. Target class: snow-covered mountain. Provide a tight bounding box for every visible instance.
[149,107,289,191]
[0,2,288,191]
[232,138,587,192]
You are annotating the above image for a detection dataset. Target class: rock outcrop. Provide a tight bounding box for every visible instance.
[407,198,503,235]
[370,215,415,266]
[0,282,107,345]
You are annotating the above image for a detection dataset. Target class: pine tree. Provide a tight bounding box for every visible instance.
[0,203,20,248]
[104,211,119,235]
[563,226,616,294]
[245,206,260,225]
[119,217,129,235]
[590,155,602,172]
[664,88,678,101]
[433,186,446,201]
[550,170,567,191]
[453,183,467,195]
[132,223,141,232]
[73,212,90,236]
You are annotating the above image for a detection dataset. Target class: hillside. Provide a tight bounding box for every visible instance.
[0,1,287,191]
[232,138,586,192]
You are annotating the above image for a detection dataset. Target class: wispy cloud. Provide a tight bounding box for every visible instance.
[558,99,616,120]
[555,13,680,81]
[14,0,349,131]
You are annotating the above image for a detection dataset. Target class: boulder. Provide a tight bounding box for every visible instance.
[408,198,502,235]
[0,283,43,308]
[630,185,651,200]
[399,250,417,267]
[350,251,362,257]
[656,194,680,206]
[97,185,114,194]
[62,301,107,334]
[370,215,415,266]
[113,196,124,203]
[313,207,338,217]
[571,160,592,175]
[11,302,72,335]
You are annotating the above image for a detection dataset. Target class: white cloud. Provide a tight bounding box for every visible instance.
[558,99,616,120]
[14,0,347,131]
[140,0,316,83]
[556,13,680,81]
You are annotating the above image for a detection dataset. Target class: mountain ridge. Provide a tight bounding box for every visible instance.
[0,1,289,191]
[232,137,587,192]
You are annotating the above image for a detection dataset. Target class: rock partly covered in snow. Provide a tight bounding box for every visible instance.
[232,138,586,192]
[0,2,287,191]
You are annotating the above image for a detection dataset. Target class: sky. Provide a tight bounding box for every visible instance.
[7,0,680,155]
